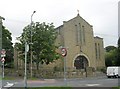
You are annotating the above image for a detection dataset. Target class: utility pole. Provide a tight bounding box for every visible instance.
[0,16,5,89]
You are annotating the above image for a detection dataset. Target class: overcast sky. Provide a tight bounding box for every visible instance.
[0,0,119,47]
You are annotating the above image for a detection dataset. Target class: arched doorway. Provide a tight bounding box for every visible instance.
[74,55,89,69]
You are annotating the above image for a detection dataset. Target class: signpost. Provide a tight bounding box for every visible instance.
[60,47,67,86]
[1,49,6,78]
[1,58,5,78]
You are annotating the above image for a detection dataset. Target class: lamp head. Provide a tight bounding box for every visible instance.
[33,11,36,14]
[0,16,5,20]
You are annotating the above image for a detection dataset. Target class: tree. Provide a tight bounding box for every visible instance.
[105,49,117,67]
[105,46,118,67]
[14,42,25,61]
[105,46,116,52]
[118,37,120,46]
[17,22,60,70]
[2,26,13,68]
[116,37,120,66]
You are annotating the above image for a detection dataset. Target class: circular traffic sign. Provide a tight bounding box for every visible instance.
[1,49,6,55]
[61,48,67,57]
[1,57,5,63]
[1,49,6,57]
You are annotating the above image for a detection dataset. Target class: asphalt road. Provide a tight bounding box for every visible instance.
[1,76,120,88]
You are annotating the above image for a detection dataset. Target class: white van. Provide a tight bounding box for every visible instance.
[107,66,120,78]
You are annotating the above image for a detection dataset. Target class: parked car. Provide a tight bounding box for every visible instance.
[106,66,120,78]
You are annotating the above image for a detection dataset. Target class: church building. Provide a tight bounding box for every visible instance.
[55,13,105,70]
[14,13,105,72]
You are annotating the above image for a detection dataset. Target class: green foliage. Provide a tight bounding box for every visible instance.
[17,87,72,89]
[14,42,26,63]
[17,22,60,70]
[105,46,117,52]
[100,67,106,73]
[116,37,120,66]
[112,87,120,89]
[2,26,13,68]
[105,46,118,67]
[118,37,120,48]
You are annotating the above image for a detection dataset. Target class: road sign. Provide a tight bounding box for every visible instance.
[1,49,6,55]
[1,57,5,62]
[26,44,29,52]
[61,48,67,57]
[1,54,6,58]
[1,49,6,57]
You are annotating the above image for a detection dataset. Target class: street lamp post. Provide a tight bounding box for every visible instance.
[24,30,29,88]
[0,16,5,51]
[24,41,29,88]
[30,11,36,78]
[0,16,5,89]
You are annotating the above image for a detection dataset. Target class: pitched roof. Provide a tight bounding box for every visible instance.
[56,14,93,29]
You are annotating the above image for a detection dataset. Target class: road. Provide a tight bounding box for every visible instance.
[1,76,120,88]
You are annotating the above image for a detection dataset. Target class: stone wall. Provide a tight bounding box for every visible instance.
[4,67,97,79]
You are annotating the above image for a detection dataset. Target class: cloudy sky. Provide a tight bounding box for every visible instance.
[0,0,119,47]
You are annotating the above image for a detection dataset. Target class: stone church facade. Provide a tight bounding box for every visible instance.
[55,14,105,70]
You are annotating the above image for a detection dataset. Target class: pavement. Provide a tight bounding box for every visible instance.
[27,79,57,83]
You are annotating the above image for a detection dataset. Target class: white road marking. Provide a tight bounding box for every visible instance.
[4,82,14,87]
[86,84,100,86]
